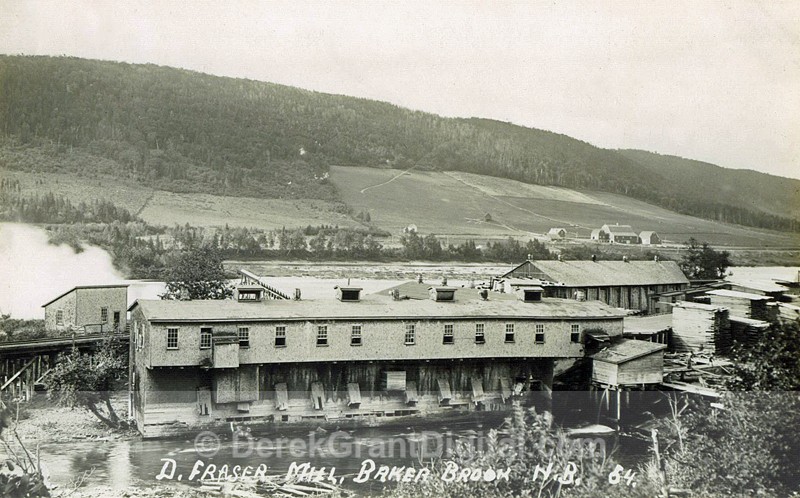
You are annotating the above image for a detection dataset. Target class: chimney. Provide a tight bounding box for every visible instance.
[441,275,448,286]
[294,288,302,300]
[391,289,401,300]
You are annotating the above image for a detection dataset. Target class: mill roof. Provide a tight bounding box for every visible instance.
[129,282,625,323]
[504,260,689,287]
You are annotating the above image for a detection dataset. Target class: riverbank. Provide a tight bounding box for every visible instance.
[8,393,137,443]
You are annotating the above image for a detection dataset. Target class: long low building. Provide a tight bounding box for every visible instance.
[128,281,625,438]
[498,259,690,314]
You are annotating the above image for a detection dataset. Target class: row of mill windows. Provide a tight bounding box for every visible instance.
[162,323,583,349]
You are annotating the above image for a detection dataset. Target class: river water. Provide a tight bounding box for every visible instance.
[34,408,650,495]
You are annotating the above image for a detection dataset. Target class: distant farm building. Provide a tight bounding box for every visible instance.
[601,224,640,244]
[547,228,567,240]
[484,213,493,222]
[42,284,128,334]
[590,229,608,242]
[403,224,418,234]
[498,259,690,314]
[639,231,661,245]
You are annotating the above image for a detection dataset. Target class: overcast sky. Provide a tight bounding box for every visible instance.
[1,1,798,179]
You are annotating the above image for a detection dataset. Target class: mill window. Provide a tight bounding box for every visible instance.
[443,324,454,345]
[535,324,545,344]
[238,327,250,348]
[275,326,286,347]
[475,323,485,344]
[405,323,416,345]
[167,328,179,349]
[317,325,328,346]
[200,327,212,349]
[505,323,515,343]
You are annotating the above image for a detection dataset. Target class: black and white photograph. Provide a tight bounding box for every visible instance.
[0,1,798,497]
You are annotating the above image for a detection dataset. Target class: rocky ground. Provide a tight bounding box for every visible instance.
[8,392,137,443]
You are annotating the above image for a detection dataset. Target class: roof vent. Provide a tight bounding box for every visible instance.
[519,286,544,303]
[236,285,265,302]
[429,286,456,302]
[335,286,362,302]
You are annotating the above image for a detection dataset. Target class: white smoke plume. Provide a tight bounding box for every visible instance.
[0,223,126,319]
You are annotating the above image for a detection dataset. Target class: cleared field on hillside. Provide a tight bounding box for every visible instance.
[1,170,153,214]
[331,166,799,247]
[2,169,361,231]
[139,191,360,230]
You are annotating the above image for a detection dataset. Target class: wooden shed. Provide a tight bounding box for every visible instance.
[591,339,667,387]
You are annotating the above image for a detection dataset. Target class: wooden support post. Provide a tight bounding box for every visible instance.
[616,387,622,430]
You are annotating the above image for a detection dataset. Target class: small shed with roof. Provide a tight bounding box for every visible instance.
[591,339,667,387]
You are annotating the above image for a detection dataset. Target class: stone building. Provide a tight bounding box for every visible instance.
[42,284,128,333]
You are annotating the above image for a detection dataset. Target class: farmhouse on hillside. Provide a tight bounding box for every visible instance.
[547,228,567,240]
[497,259,690,314]
[601,224,640,244]
[590,228,608,242]
[42,284,128,333]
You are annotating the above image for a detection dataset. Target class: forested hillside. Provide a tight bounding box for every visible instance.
[0,55,797,232]
[620,149,800,219]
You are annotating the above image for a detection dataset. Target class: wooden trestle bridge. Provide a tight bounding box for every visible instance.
[0,332,128,400]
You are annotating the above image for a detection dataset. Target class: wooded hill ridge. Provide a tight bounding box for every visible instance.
[1,55,797,232]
